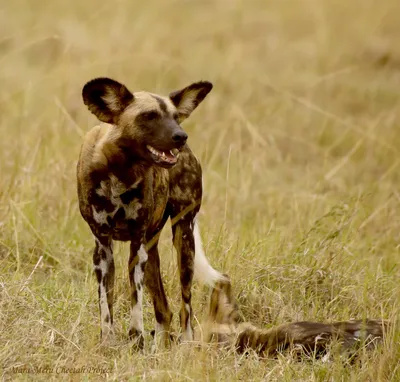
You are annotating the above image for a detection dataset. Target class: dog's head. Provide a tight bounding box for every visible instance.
[82,77,213,168]
[205,276,241,345]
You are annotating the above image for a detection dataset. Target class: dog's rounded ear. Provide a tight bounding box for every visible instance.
[82,77,134,124]
[169,81,213,122]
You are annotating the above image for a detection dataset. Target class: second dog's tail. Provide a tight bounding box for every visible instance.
[193,221,227,286]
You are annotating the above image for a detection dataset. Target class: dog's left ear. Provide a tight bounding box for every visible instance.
[82,77,134,124]
[169,81,213,121]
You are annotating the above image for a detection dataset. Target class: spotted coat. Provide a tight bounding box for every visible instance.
[77,77,224,348]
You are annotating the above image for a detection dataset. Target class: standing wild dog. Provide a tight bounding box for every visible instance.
[206,279,388,359]
[77,77,225,347]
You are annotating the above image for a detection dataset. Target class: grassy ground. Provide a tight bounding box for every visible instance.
[1,0,400,380]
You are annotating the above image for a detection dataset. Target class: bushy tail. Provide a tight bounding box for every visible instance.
[193,222,227,286]
[207,281,389,358]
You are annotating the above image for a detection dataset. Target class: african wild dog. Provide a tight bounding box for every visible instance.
[205,279,388,359]
[77,77,225,348]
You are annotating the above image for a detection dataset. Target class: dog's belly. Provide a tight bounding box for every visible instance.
[110,229,135,242]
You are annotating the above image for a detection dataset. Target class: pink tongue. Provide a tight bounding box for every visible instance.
[164,151,174,160]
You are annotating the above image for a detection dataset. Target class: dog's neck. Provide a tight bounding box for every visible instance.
[91,129,155,186]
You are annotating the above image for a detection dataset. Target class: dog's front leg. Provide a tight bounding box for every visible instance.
[128,240,148,349]
[93,236,115,344]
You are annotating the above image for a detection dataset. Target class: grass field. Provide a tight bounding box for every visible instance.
[1,0,400,380]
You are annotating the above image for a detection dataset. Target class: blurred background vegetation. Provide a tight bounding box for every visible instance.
[0,1,399,380]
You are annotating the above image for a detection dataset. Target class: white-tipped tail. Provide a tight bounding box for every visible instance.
[193,221,226,286]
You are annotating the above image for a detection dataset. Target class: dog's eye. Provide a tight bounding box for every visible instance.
[142,111,159,120]
[173,113,180,122]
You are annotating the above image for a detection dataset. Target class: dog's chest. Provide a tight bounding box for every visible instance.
[91,175,144,228]
[90,170,170,238]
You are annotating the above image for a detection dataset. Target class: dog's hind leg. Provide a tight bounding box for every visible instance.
[171,208,226,341]
[144,238,173,348]
[171,209,198,341]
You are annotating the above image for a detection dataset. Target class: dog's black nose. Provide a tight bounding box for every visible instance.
[172,131,188,144]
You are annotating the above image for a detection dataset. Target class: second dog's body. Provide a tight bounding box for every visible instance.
[206,280,388,359]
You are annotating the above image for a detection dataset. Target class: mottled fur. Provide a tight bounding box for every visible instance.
[205,279,388,359]
[77,77,223,347]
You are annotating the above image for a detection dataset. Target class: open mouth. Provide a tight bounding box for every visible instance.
[146,145,179,165]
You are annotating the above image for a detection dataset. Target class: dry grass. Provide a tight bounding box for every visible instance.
[1,0,400,380]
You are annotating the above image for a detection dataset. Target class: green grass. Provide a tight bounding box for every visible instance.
[1,0,400,380]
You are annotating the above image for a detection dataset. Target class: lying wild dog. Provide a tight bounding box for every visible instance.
[77,77,226,348]
[205,279,388,359]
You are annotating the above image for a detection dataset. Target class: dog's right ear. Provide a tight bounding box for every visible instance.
[82,77,134,124]
[169,81,213,122]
